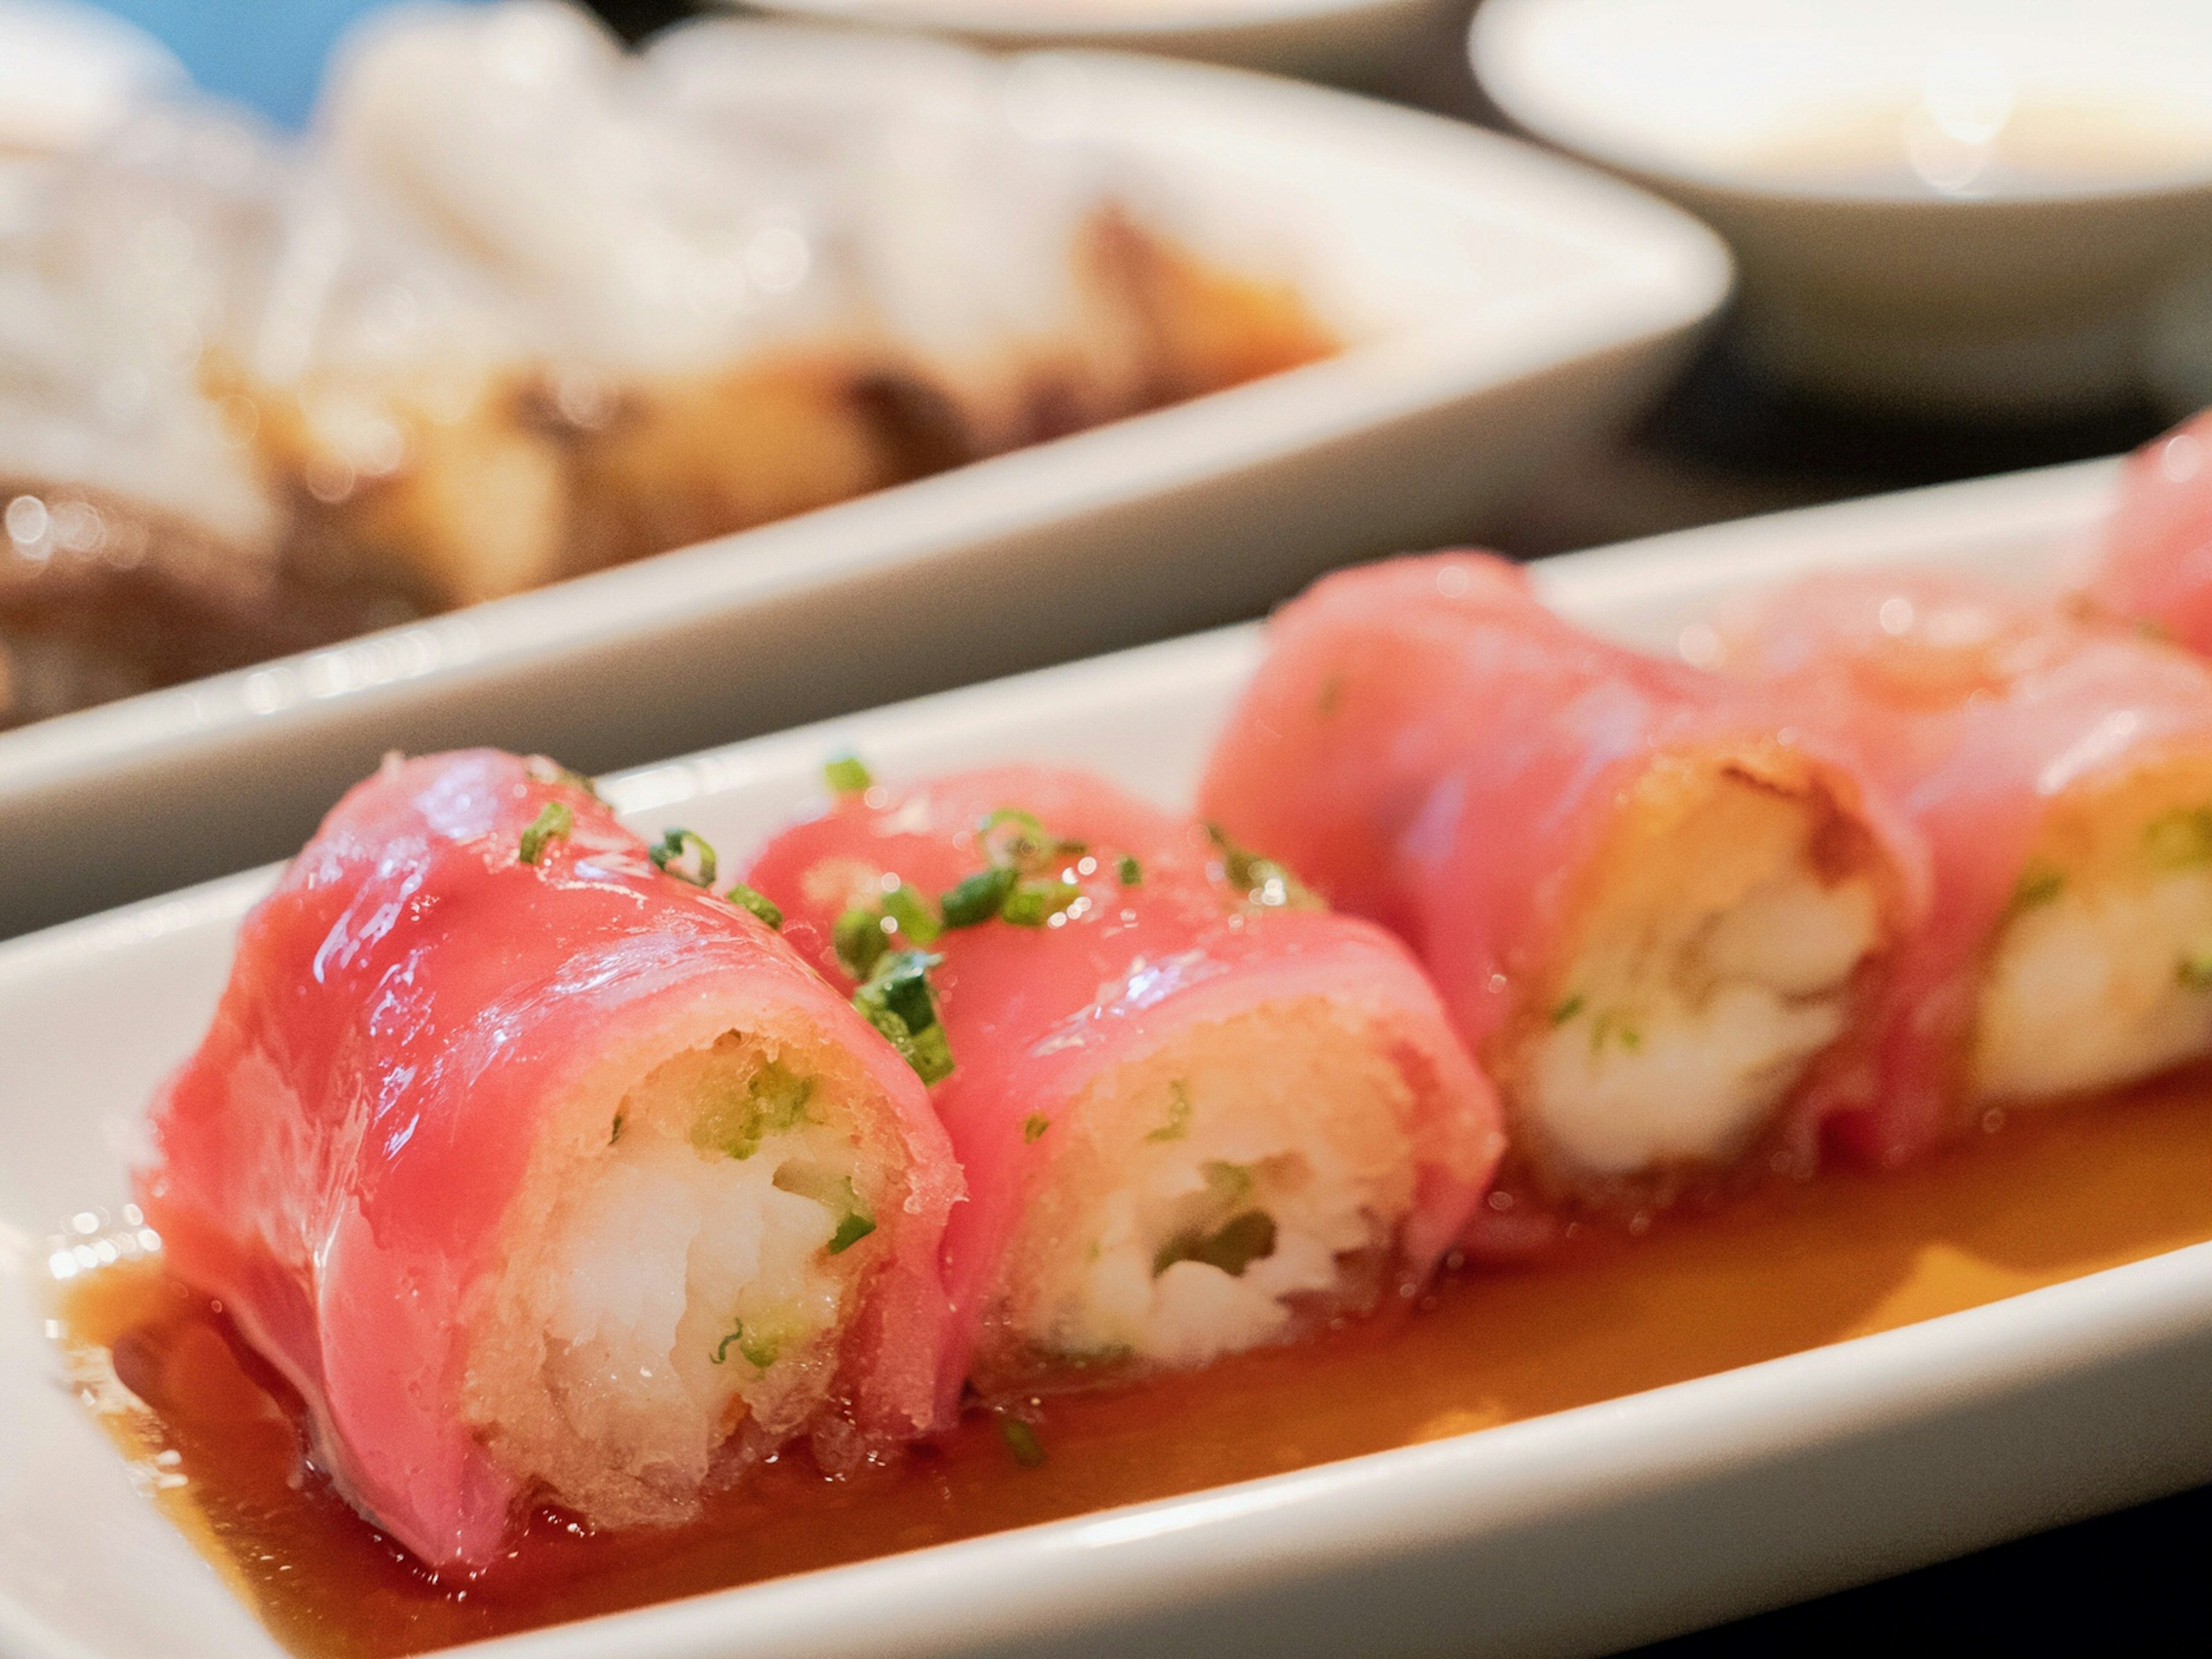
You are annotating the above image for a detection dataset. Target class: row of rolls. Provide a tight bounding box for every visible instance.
[0,0,1330,728]
[134,408,2212,1571]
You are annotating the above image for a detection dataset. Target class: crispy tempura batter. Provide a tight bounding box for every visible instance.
[1497,743,1903,1204]
[464,1027,903,1528]
[1976,749,2212,1101]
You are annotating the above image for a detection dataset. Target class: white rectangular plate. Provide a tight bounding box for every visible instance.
[10,455,2202,1659]
[0,31,1729,942]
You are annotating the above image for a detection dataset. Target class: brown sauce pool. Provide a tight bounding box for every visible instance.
[56,1077,2212,1659]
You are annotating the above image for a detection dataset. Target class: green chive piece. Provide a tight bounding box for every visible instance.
[834,907,889,979]
[1586,1015,1644,1055]
[518,801,574,865]
[2011,866,2066,912]
[882,882,943,944]
[1001,879,1079,927]
[2145,807,2212,870]
[711,1317,779,1370]
[1550,993,1585,1026]
[649,827,717,887]
[1000,1418,1046,1468]
[609,1110,626,1145]
[2179,950,2212,991]
[726,881,783,931]
[1203,825,1319,910]
[772,1165,878,1253]
[1201,1160,1253,1207]
[942,866,1016,927]
[904,1020,955,1086]
[1145,1084,1194,1143]
[1154,1210,1278,1279]
[693,1062,816,1161]
[1022,1113,1050,1143]
[979,807,1051,869]
[1117,854,1141,887]
[824,753,873,794]
[852,950,954,1084]
[1316,673,1344,717]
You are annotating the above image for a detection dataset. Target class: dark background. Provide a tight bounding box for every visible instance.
[613,1,2205,1649]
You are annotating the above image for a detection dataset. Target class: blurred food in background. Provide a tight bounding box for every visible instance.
[1473,0,2212,420]
[0,0,1334,730]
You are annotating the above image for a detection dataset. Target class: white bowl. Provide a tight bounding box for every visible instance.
[713,0,1467,87]
[1472,0,2212,416]
[13,455,2212,1659]
[0,29,1729,942]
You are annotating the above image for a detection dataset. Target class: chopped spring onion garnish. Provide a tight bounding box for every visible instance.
[1001,879,1080,927]
[517,801,573,865]
[829,1213,877,1254]
[1144,1083,1193,1143]
[1117,854,1141,887]
[2010,866,2066,911]
[1022,1113,1050,1143]
[1549,994,1585,1026]
[775,1163,878,1253]
[882,882,943,945]
[710,1317,778,1370]
[1154,1209,1278,1278]
[608,1110,626,1145]
[2146,807,2212,870]
[1000,1418,1046,1468]
[978,806,1084,875]
[726,882,784,931]
[649,827,717,887]
[979,807,1052,869]
[835,907,891,979]
[941,865,1016,927]
[824,753,873,795]
[852,949,955,1084]
[2179,949,2212,991]
[1203,825,1319,910]
[693,1062,815,1161]
[1589,1011,1642,1055]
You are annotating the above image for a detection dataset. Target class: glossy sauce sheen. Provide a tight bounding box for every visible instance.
[59,1077,2212,1659]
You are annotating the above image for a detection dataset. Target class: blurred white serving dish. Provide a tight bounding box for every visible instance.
[0,28,1729,941]
[11,453,2212,1659]
[1472,0,2212,416]
[718,0,1464,86]
[0,0,184,227]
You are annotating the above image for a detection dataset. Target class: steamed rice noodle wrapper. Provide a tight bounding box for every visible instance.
[136,750,959,1570]
[1197,553,1923,1217]
[642,19,1335,450]
[1718,570,2212,1164]
[743,765,1501,1397]
[255,0,1331,607]
[2092,407,2212,656]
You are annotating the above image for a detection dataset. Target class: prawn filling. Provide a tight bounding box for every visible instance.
[997,1001,1418,1377]
[1975,756,2212,1102]
[463,1029,898,1529]
[1513,753,1887,1184]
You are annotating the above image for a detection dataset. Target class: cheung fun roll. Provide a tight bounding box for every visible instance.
[1719,569,2212,1163]
[137,751,959,1569]
[2090,406,2212,655]
[743,765,1503,1396]
[1198,553,1924,1217]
